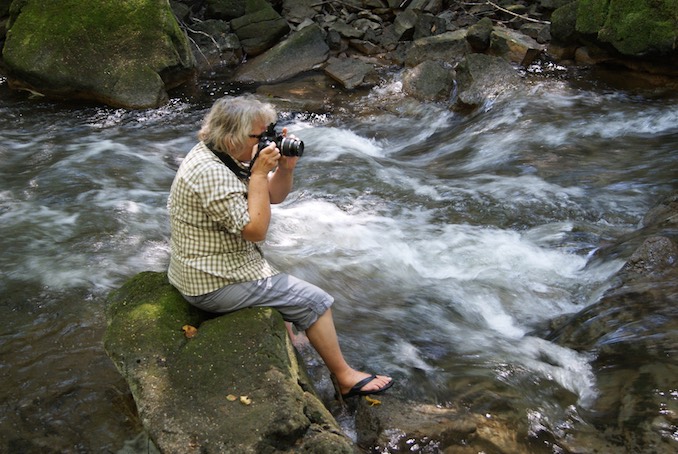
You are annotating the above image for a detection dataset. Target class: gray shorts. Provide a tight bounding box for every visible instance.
[182,273,334,331]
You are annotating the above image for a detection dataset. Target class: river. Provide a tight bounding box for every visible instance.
[0,67,677,452]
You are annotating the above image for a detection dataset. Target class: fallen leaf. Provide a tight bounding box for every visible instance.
[182,325,198,338]
[240,395,252,405]
[226,394,238,402]
[365,396,381,406]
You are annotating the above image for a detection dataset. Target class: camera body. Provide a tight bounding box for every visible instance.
[257,123,304,157]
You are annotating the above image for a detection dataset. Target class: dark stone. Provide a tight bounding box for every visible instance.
[466,16,494,51]
[234,23,329,84]
[205,0,246,20]
[230,2,290,56]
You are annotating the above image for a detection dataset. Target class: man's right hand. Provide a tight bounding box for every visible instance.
[250,142,280,176]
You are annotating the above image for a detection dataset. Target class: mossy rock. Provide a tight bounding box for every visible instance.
[103,271,355,453]
[2,0,195,108]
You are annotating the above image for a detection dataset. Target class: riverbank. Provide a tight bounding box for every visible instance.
[1,0,676,108]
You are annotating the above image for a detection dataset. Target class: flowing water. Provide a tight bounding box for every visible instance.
[0,68,677,452]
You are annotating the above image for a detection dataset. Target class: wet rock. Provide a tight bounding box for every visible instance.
[402,60,456,101]
[234,23,329,84]
[103,271,355,454]
[353,397,537,453]
[454,53,521,110]
[2,0,195,109]
[618,236,678,281]
[642,192,678,228]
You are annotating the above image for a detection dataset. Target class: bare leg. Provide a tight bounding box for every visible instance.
[305,308,391,396]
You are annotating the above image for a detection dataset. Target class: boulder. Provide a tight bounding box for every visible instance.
[1,0,195,109]
[454,53,521,109]
[230,0,290,56]
[234,23,329,84]
[103,271,355,453]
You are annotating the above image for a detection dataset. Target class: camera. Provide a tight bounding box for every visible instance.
[257,123,304,157]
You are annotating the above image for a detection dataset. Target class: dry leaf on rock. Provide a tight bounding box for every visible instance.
[181,324,198,338]
[226,394,238,402]
[365,396,381,406]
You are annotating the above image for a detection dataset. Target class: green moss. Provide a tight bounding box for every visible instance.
[103,271,206,365]
[576,0,678,55]
[576,0,611,34]
[603,0,677,54]
[8,0,161,56]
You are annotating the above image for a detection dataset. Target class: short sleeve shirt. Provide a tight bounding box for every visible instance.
[167,141,278,296]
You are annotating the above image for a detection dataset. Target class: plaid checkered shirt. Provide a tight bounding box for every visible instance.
[167,141,278,296]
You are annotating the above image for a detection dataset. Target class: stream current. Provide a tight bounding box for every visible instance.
[0,69,677,452]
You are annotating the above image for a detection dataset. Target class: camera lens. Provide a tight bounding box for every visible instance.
[279,137,304,157]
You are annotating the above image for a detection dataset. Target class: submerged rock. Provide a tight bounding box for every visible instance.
[542,191,678,453]
[103,271,355,453]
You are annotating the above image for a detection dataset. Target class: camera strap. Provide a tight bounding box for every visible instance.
[205,141,251,181]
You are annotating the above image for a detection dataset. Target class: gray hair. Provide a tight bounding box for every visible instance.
[199,95,277,155]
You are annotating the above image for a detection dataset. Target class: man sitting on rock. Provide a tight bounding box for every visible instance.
[167,95,393,400]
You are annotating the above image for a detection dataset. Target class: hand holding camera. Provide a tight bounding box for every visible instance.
[250,123,304,175]
[257,123,304,157]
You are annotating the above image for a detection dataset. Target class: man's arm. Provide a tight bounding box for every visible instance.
[268,158,297,204]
